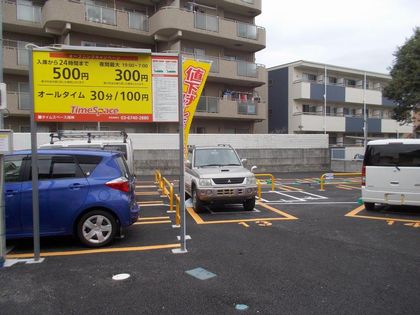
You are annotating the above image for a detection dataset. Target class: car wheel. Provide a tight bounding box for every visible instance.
[243,197,256,211]
[364,202,376,211]
[77,210,117,247]
[192,188,204,213]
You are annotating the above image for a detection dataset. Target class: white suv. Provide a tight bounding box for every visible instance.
[185,145,257,212]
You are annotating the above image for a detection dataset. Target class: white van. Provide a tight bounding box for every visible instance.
[39,131,135,174]
[361,139,420,210]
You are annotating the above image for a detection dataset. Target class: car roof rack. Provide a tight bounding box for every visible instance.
[49,130,128,144]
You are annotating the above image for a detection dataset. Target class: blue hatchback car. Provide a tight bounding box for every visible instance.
[4,149,139,247]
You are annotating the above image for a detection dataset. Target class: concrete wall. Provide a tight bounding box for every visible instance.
[331,160,363,173]
[11,133,330,175]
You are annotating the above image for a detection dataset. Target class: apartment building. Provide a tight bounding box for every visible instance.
[1,0,267,133]
[268,60,412,146]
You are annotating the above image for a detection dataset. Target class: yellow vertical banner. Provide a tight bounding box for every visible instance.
[182,59,211,156]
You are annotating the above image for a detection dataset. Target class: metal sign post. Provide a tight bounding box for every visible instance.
[174,54,187,254]
[29,47,41,261]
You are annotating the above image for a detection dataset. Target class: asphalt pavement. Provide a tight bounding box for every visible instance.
[1,173,419,314]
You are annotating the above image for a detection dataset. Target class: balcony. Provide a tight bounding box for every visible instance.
[6,91,31,115]
[150,7,265,52]
[182,53,266,86]
[41,0,152,42]
[194,96,266,121]
[292,80,393,106]
[2,40,30,75]
[222,0,262,16]
[292,112,346,133]
[2,0,43,34]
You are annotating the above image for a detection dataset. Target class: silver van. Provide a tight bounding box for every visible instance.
[361,139,420,210]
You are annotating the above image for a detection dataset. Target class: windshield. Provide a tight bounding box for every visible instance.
[194,148,241,167]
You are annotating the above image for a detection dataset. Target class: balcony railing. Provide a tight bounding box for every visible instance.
[238,101,257,115]
[85,4,116,26]
[237,61,257,77]
[17,1,41,23]
[194,12,219,32]
[128,11,149,32]
[197,96,219,113]
[237,22,258,40]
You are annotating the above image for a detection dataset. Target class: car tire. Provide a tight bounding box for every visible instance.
[243,197,256,211]
[364,202,376,211]
[192,188,205,213]
[77,210,117,247]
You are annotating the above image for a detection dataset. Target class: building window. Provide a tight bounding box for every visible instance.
[346,79,356,87]
[328,76,337,84]
[326,106,331,115]
[196,127,206,134]
[302,104,316,113]
[343,108,349,116]
[18,82,30,110]
[303,73,317,82]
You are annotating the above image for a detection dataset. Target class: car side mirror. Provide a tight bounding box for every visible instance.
[251,165,257,173]
[241,158,247,164]
[185,160,192,169]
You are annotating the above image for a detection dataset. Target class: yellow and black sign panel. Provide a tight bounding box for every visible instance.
[32,50,152,122]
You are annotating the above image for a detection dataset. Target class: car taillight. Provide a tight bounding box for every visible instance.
[361,164,366,186]
[106,177,129,192]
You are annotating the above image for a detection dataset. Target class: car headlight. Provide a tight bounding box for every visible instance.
[245,176,256,185]
[199,178,212,186]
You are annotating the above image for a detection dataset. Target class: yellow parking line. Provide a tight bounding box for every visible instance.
[136,185,157,188]
[186,204,297,225]
[337,185,353,190]
[133,220,172,225]
[137,216,170,221]
[139,204,167,207]
[6,243,181,259]
[345,205,420,223]
[339,184,360,190]
[186,207,205,224]
[278,184,302,192]
[139,201,164,204]
[257,201,298,219]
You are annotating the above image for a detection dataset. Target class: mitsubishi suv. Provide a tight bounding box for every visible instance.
[185,145,257,212]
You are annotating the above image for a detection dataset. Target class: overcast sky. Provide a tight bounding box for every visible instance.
[255,0,420,74]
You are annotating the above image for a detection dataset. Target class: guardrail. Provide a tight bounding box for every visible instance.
[319,172,361,191]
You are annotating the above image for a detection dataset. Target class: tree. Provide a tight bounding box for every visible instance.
[384,27,420,123]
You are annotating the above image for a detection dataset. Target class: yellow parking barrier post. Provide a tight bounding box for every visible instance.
[173,194,181,228]
[319,172,362,191]
[162,177,174,213]
[257,179,262,199]
[255,173,275,191]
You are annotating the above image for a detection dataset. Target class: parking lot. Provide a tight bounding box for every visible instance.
[1,172,419,314]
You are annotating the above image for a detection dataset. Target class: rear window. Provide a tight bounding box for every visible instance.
[364,144,420,167]
[103,145,127,159]
[76,155,103,176]
[115,155,131,178]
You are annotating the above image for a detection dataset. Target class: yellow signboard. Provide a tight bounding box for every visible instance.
[32,50,152,122]
[182,59,211,156]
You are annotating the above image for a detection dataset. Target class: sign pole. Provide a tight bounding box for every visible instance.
[178,54,187,253]
[29,48,41,261]
[0,154,5,267]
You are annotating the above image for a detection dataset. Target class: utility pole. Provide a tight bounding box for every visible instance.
[363,72,368,150]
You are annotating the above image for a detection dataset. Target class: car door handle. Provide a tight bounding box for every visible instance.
[5,190,18,196]
[390,181,399,185]
[69,183,86,190]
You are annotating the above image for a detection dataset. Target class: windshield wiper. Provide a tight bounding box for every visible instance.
[198,164,221,167]
[223,163,241,166]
